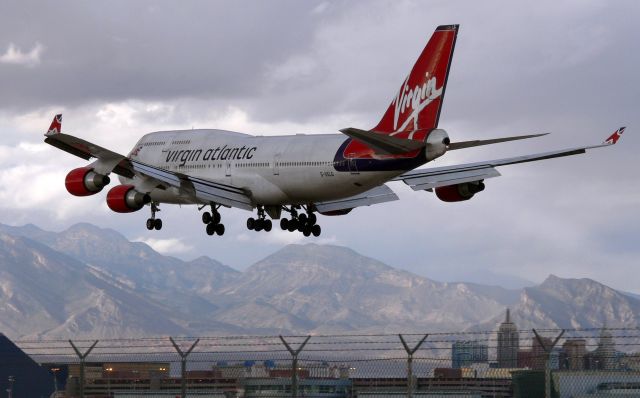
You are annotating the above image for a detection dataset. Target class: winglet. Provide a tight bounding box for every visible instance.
[45,114,62,136]
[603,127,626,145]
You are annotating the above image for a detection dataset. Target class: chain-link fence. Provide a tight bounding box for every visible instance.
[6,327,640,398]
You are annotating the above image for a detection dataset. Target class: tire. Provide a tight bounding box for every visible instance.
[255,219,263,232]
[206,223,216,236]
[308,213,317,225]
[303,226,311,237]
[202,212,212,224]
[298,213,307,224]
[264,219,272,232]
[280,218,289,230]
[212,212,221,225]
[216,223,225,236]
[247,217,255,230]
[312,224,321,237]
[287,220,297,232]
[146,219,154,230]
[154,219,163,230]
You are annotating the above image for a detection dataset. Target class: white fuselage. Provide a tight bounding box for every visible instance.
[123,129,414,207]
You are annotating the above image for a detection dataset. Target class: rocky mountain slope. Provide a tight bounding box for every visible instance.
[0,222,636,339]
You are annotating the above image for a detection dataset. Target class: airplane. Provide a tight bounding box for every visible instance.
[44,24,625,238]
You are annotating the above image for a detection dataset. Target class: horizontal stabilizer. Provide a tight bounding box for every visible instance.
[447,133,548,150]
[314,184,398,213]
[340,127,425,155]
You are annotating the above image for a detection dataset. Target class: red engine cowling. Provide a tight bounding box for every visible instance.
[65,167,111,196]
[435,181,485,202]
[106,185,151,213]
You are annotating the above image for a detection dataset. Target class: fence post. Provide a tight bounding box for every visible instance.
[69,340,98,398]
[399,334,428,398]
[532,329,565,398]
[170,337,200,398]
[279,335,311,398]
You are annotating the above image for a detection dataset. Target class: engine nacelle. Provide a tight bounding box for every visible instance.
[106,185,151,213]
[65,167,111,196]
[435,181,485,202]
[425,128,450,162]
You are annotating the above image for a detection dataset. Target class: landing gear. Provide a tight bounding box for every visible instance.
[201,204,225,236]
[247,207,273,232]
[146,202,162,231]
[280,206,321,237]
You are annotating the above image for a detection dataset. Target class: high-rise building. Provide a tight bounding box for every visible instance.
[596,326,616,370]
[497,308,519,368]
[451,340,489,368]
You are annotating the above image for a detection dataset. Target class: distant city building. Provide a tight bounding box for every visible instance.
[531,336,552,370]
[562,339,587,370]
[497,309,519,368]
[452,341,489,369]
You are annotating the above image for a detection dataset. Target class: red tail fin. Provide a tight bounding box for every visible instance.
[372,25,458,136]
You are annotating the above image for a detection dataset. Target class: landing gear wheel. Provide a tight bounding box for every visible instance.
[288,220,297,232]
[146,219,154,230]
[303,226,311,237]
[298,213,308,224]
[206,223,216,236]
[307,213,317,225]
[311,224,321,237]
[154,219,163,230]
[254,219,264,232]
[215,224,225,236]
[280,218,289,230]
[247,217,255,230]
[202,212,212,224]
[264,219,272,232]
[212,212,221,225]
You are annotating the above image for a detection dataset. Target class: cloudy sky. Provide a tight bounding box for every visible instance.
[1,0,638,290]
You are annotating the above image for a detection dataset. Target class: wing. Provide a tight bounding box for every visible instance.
[395,127,626,191]
[44,114,254,210]
[313,184,398,213]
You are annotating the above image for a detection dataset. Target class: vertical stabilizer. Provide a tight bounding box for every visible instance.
[372,25,458,137]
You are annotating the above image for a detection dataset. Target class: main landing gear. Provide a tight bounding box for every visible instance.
[280,206,321,237]
[146,202,163,231]
[201,204,225,236]
[247,206,272,232]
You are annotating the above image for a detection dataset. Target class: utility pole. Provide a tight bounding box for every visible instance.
[170,337,200,398]
[69,340,98,398]
[532,329,565,398]
[279,335,311,398]
[6,376,14,398]
[399,334,428,398]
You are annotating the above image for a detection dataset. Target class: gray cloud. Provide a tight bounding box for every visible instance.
[0,0,638,291]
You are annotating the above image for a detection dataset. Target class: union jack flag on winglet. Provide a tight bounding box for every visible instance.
[603,127,626,145]
[45,114,62,136]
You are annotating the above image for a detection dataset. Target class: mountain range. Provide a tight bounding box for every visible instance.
[0,222,637,340]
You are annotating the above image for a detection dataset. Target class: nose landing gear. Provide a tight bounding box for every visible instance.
[146,202,163,231]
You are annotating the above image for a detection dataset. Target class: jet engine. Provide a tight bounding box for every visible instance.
[425,129,450,162]
[65,167,110,196]
[435,181,485,202]
[106,185,151,213]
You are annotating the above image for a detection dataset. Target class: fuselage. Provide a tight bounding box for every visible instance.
[123,129,427,206]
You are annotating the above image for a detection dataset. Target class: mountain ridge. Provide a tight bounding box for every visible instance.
[0,222,636,339]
